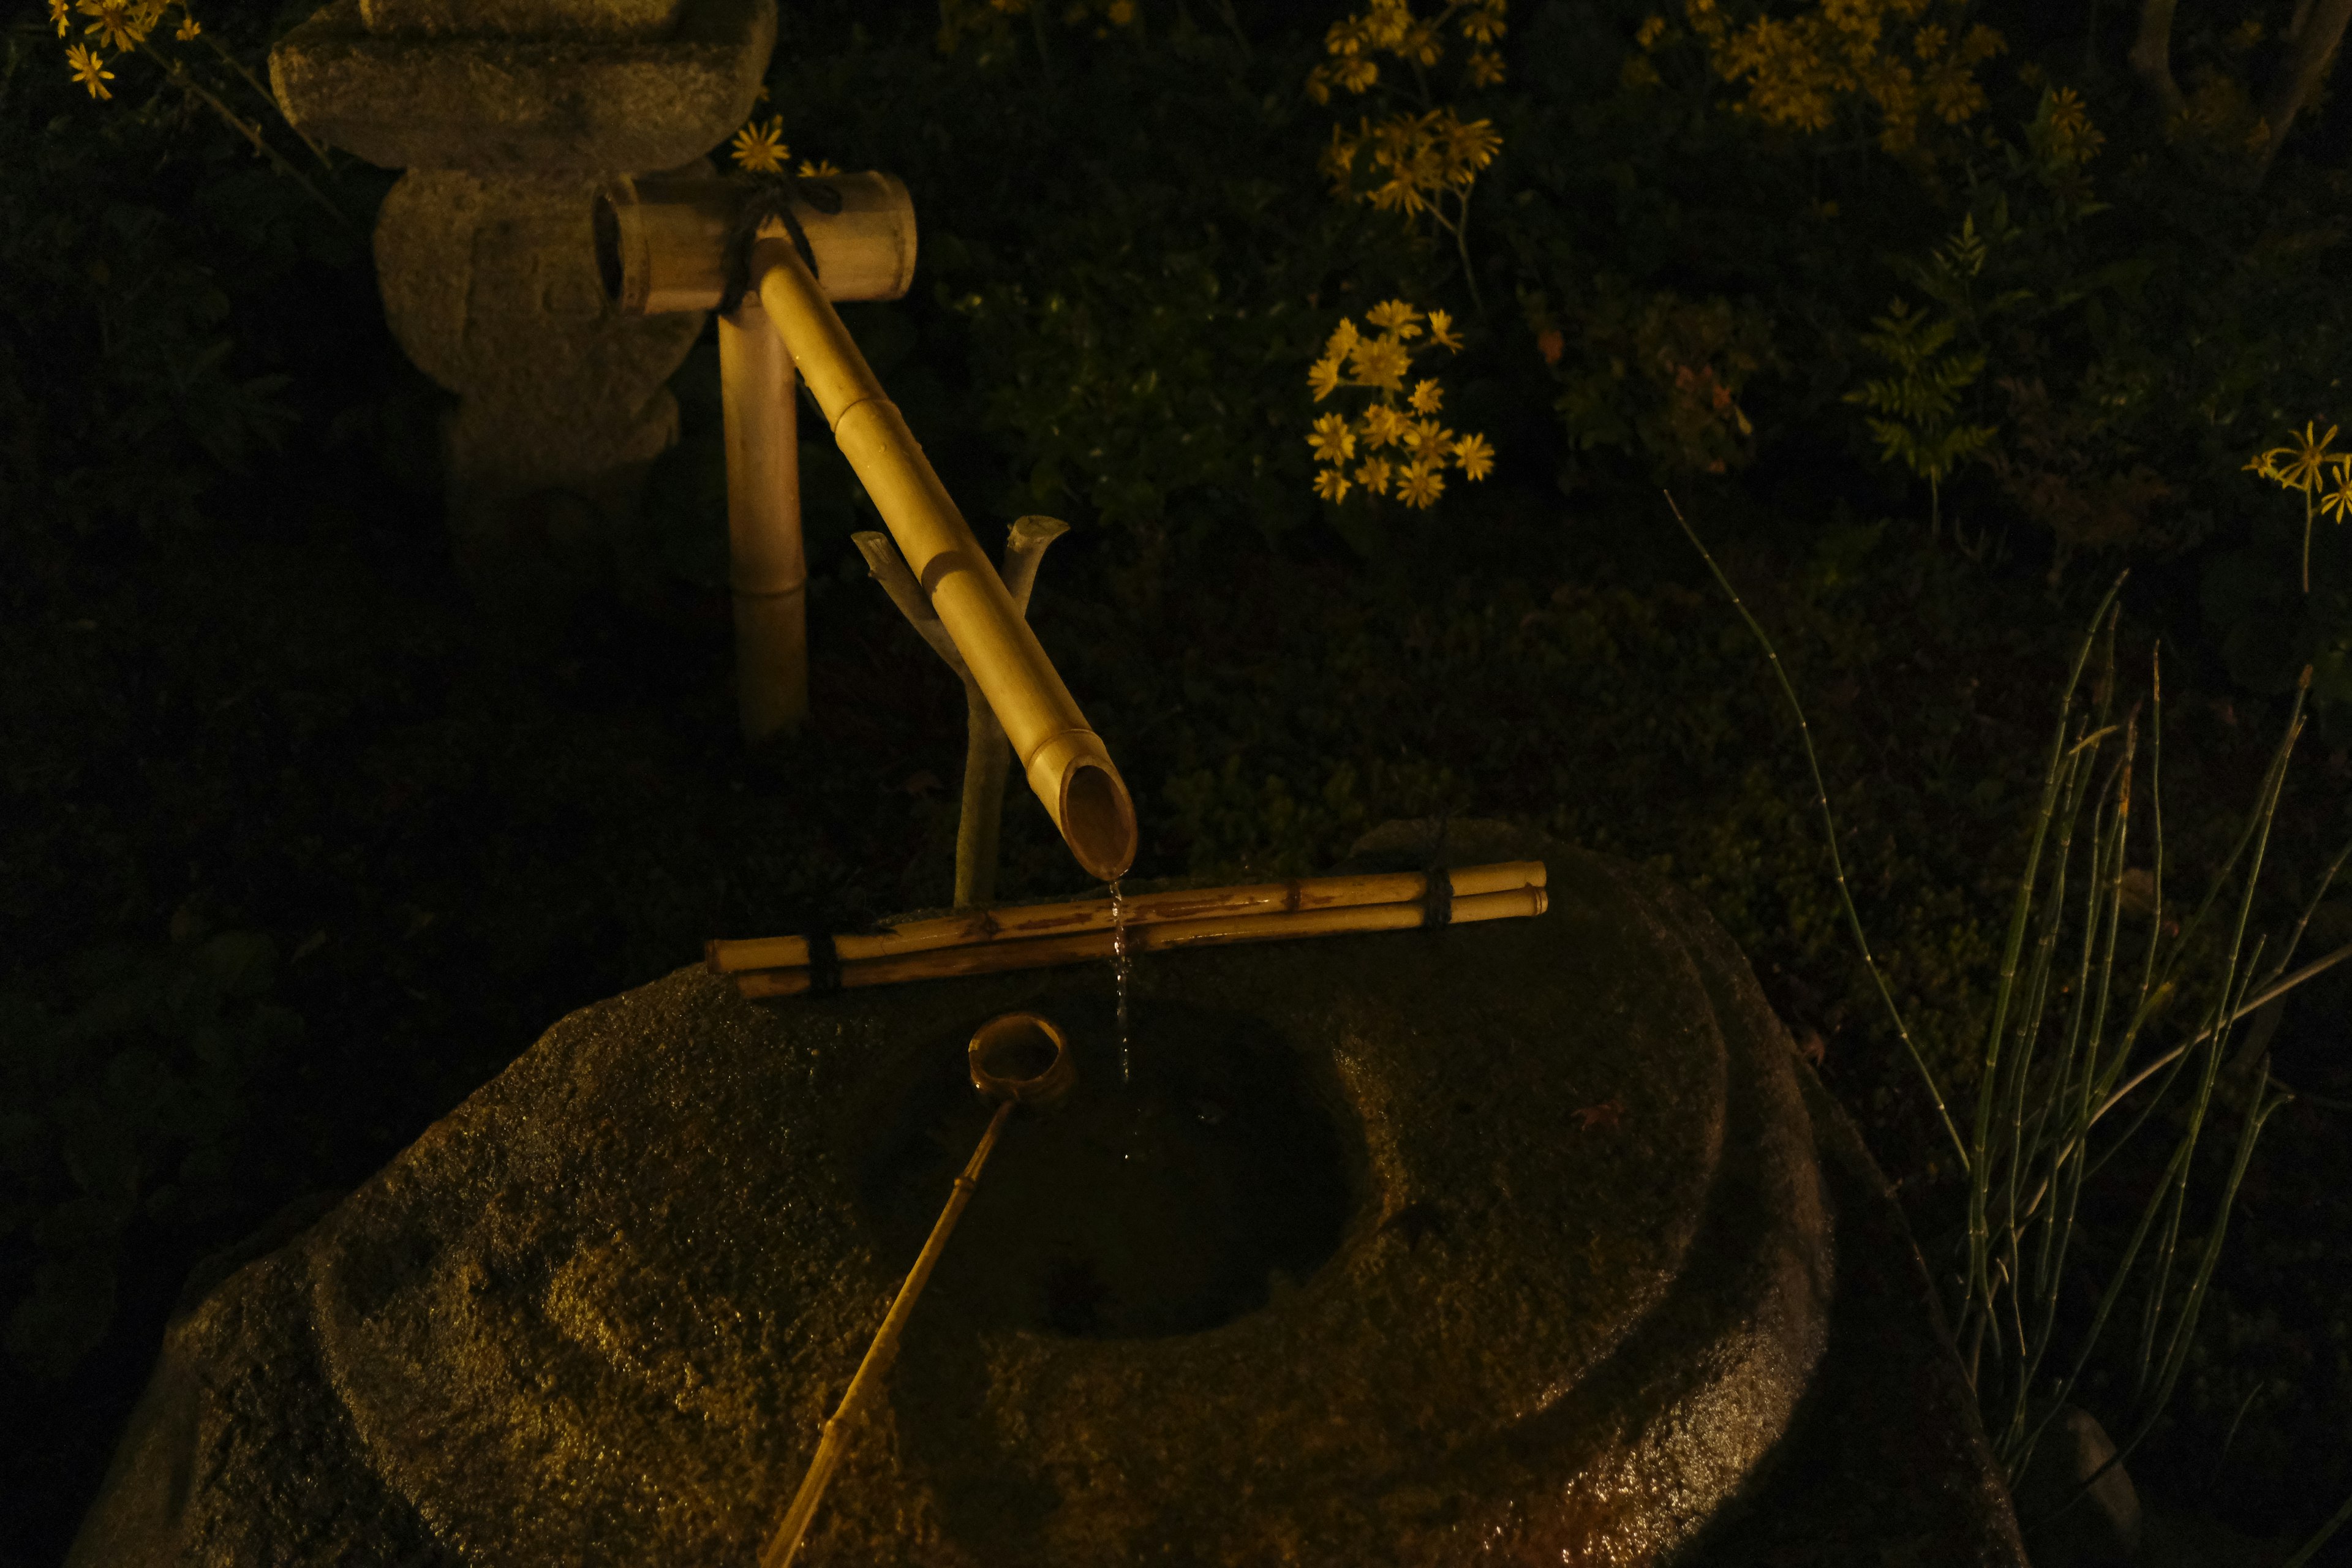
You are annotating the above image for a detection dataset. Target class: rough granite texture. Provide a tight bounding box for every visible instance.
[360,0,691,42]
[68,824,2024,1565]
[271,0,772,173]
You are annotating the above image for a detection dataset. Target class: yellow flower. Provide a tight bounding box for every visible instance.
[2321,459,2352,524]
[1397,459,1446,508]
[1427,308,1462,350]
[1468,50,1507,88]
[1406,418,1453,461]
[1349,336,1411,391]
[1308,355,1344,401]
[2273,421,2341,494]
[1107,0,1135,23]
[66,41,112,98]
[1452,432,1496,480]
[1409,377,1444,414]
[50,0,72,36]
[175,7,198,37]
[1325,317,1362,360]
[729,116,789,175]
[1635,14,1667,48]
[1309,412,1358,464]
[1314,466,1353,503]
[81,0,144,51]
[797,157,842,177]
[1354,456,1395,497]
[1366,298,1423,337]
[1361,404,1408,448]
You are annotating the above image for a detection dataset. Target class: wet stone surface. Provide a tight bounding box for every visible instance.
[68,823,2026,1566]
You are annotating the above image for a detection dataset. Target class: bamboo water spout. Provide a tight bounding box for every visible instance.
[749,231,1137,882]
[595,173,1136,881]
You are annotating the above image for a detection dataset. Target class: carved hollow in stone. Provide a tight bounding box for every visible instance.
[68,826,2029,1565]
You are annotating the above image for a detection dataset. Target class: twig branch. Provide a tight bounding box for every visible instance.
[2128,0,2187,121]
[2249,0,2352,187]
[140,41,350,229]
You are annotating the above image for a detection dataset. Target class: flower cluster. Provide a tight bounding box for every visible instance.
[1305,300,1494,509]
[1306,0,1508,102]
[1640,0,2005,157]
[1321,109,1502,224]
[727,115,842,178]
[1308,1,1506,272]
[50,0,348,225]
[55,0,199,99]
[2247,421,2352,592]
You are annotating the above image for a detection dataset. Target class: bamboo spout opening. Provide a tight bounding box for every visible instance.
[1058,758,1138,884]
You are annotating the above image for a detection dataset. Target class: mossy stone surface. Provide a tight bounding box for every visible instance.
[70,826,1880,1564]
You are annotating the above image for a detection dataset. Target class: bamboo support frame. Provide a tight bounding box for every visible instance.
[721,298,806,740]
[593,173,918,744]
[857,516,1070,908]
[750,234,1138,882]
[709,861,1547,974]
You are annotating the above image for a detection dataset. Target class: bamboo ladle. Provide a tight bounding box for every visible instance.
[760,1012,1077,1568]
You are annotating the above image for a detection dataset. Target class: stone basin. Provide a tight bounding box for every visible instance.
[67,824,2027,1565]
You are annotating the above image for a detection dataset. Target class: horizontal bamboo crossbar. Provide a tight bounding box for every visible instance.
[595,171,917,314]
[727,881,1548,1000]
[707,861,1548,974]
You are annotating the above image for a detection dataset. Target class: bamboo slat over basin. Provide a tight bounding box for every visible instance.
[66,825,2013,1565]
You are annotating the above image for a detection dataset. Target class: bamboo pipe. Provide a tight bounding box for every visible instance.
[751,234,1139,881]
[855,517,1071,908]
[594,172,917,315]
[708,861,1548,973]
[731,885,1549,1000]
[720,298,806,740]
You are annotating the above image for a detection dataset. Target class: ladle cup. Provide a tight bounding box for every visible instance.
[762,1012,1074,1567]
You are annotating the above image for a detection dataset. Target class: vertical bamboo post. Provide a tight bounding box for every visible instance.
[720,297,807,742]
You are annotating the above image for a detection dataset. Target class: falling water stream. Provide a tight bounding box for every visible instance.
[1107,879,1133,1087]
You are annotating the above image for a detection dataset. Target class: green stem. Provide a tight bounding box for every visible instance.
[200,29,332,169]
[141,43,350,229]
[1664,491,1970,1169]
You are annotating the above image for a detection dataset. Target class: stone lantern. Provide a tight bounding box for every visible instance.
[269,0,774,635]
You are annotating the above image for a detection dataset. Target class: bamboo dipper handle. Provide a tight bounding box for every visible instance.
[761,1095,1018,1568]
[750,236,1139,883]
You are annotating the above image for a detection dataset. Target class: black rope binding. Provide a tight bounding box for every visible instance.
[1422,813,1455,930]
[802,929,843,996]
[717,172,843,317]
